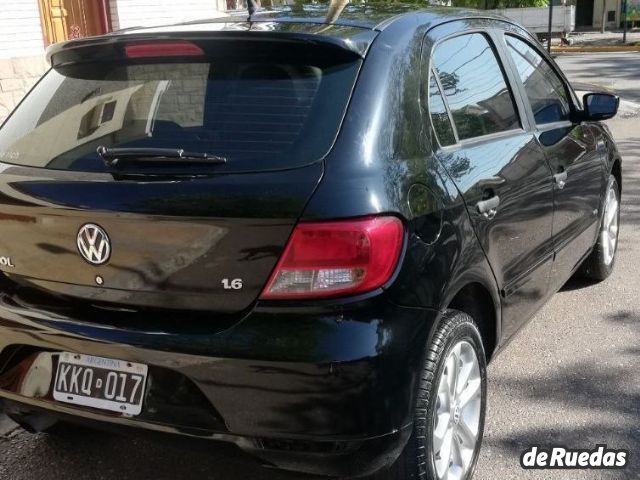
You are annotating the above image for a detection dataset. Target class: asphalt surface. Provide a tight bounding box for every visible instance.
[558,52,640,103]
[1,53,640,480]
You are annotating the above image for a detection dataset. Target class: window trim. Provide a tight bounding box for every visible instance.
[426,29,527,149]
[427,68,459,147]
[440,125,529,153]
[502,33,579,129]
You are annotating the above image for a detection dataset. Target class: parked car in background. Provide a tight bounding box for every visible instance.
[0,4,621,479]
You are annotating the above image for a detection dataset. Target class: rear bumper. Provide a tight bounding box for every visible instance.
[0,294,438,477]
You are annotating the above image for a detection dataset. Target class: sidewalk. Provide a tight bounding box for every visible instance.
[553,29,640,52]
[571,29,640,46]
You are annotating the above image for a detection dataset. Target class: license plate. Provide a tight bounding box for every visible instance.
[53,353,148,416]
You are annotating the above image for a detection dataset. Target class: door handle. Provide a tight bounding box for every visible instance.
[554,170,568,189]
[476,195,500,219]
[477,176,506,189]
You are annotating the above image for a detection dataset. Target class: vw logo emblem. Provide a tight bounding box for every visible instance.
[77,223,111,265]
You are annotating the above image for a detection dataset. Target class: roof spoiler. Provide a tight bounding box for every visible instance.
[46,30,377,68]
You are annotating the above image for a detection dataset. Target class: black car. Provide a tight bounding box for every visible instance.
[0,4,621,480]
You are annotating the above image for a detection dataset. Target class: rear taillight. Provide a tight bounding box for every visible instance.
[260,216,404,300]
[125,42,204,59]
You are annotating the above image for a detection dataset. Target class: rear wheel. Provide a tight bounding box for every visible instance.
[580,174,620,281]
[372,310,487,480]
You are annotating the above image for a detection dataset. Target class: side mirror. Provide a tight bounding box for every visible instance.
[583,93,619,121]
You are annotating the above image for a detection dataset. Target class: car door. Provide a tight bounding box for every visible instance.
[503,34,604,292]
[426,29,556,340]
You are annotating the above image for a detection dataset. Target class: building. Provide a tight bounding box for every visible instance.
[0,0,235,122]
[592,0,622,29]
[576,0,639,30]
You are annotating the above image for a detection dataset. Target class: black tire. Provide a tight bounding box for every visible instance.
[372,310,487,480]
[580,174,620,282]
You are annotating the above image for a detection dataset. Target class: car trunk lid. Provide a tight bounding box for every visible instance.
[0,163,322,312]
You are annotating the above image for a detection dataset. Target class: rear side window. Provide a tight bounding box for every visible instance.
[427,71,456,147]
[432,33,520,141]
[506,35,571,125]
[0,55,360,172]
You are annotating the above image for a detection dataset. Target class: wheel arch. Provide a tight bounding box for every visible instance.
[611,157,622,193]
[446,282,500,363]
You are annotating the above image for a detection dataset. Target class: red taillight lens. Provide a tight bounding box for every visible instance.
[125,42,204,59]
[260,216,404,300]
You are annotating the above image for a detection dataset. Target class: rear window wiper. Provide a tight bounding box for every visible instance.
[97,146,227,168]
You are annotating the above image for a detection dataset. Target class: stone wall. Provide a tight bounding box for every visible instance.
[0,56,48,124]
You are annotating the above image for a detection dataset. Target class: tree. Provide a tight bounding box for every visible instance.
[297,0,550,10]
[601,0,608,33]
[438,0,548,7]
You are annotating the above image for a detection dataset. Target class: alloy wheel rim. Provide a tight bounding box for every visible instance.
[601,184,619,266]
[432,340,482,480]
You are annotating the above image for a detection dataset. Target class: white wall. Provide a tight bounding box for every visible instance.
[0,0,45,59]
[593,0,622,28]
[110,0,227,31]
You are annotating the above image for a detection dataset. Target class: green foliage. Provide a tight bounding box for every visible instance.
[361,0,549,8]
[449,0,548,7]
[322,0,550,8]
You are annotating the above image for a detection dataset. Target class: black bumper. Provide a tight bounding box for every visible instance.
[0,294,438,477]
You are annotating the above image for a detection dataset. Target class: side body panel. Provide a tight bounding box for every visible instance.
[302,15,502,335]
[542,122,604,290]
[423,20,556,341]
[497,31,607,291]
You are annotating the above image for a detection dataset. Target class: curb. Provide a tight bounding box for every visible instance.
[552,45,640,53]
[0,414,18,438]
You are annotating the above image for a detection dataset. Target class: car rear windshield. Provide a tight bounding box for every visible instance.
[0,55,361,172]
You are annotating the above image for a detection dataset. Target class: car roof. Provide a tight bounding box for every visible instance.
[112,3,510,34]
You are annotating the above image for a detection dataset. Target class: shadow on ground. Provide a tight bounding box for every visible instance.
[482,309,640,477]
[0,424,315,480]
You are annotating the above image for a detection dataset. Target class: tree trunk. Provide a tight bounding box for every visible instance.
[601,0,607,33]
[325,0,348,24]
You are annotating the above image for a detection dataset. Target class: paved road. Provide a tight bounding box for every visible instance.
[475,133,640,479]
[475,54,640,480]
[558,52,640,103]
[1,53,639,480]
